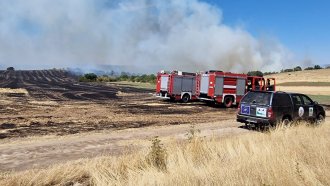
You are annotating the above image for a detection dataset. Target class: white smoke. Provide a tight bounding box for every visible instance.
[0,0,291,73]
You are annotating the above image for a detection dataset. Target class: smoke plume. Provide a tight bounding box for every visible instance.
[0,0,291,73]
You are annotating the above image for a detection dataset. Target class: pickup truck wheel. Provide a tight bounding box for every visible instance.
[224,96,233,108]
[182,94,190,103]
[316,114,325,125]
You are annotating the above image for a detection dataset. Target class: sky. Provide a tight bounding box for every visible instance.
[204,0,330,66]
[0,0,329,72]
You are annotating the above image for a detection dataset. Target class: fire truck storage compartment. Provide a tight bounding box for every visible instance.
[200,74,209,94]
[172,76,195,95]
[236,78,246,96]
[214,77,224,96]
[160,76,169,91]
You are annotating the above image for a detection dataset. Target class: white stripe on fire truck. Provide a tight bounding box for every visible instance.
[223,85,237,89]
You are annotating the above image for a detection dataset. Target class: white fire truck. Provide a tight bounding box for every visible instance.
[156,70,198,103]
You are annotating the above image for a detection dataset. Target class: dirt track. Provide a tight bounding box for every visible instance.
[0,120,247,171]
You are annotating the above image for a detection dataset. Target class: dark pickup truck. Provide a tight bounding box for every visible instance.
[237,91,326,127]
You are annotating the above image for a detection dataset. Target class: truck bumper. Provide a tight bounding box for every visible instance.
[155,93,171,100]
[237,114,275,126]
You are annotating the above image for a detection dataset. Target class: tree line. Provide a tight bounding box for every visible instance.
[80,64,328,82]
[79,72,157,84]
[248,64,329,77]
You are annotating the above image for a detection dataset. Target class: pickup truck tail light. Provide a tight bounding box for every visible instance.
[237,104,241,114]
[267,108,274,119]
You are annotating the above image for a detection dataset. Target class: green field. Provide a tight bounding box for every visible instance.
[309,95,330,105]
[278,82,330,86]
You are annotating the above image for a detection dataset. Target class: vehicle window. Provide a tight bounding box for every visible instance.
[301,95,313,105]
[241,92,271,105]
[291,95,303,106]
[272,93,291,106]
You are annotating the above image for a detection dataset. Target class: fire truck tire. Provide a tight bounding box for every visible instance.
[182,94,190,103]
[224,96,233,108]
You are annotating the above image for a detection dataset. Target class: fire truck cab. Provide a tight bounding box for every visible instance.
[247,76,276,91]
[196,71,276,108]
[156,70,197,103]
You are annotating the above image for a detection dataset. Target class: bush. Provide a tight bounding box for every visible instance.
[304,67,314,70]
[85,73,97,81]
[6,67,15,71]
[284,69,294,72]
[293,66,302,71]
[146,136,168,171]
[247,71,263,77]
[263,71,278,76]
[79,73,98,82]
[314,65,323,69]
[79,72,156,84]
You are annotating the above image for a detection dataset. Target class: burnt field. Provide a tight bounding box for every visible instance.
[0,70,235,139]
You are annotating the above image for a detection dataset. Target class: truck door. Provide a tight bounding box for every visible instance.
[266,78,276,91]
[291,94,304,121]
[300,94,316,121]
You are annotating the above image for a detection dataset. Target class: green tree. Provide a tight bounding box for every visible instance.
[84,73,97,81]
[304,67,314,70]
[247,71,263,77]
[314,65,323,69]
[293,66,302,71]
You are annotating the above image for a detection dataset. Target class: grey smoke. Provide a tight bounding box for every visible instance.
[0,0,291,73]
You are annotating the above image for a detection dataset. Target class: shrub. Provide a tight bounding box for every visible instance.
[146,136,168,171]
[247,71,263,77]
[293,66,302,71]
[6,67,15,71]
[185,124,201,141]
[84,73,97,81]
[263,71,278,75]
[304,67,314,70]
[283,68,294,72]
[79,73,98,82]
[314,65,323,69]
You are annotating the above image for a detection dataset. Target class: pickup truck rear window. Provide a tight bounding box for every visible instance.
[241,92,272,105]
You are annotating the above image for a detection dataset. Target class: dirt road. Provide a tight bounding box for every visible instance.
[0,120,247,171]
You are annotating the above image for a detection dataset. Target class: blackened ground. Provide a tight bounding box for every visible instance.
[0,70,149,101]
[0,70,236,139]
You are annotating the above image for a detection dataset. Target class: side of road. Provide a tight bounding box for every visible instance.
[0,120,247,172]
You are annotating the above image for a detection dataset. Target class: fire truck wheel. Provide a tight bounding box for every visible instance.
[224,96,233,108]
[182,94,190,103]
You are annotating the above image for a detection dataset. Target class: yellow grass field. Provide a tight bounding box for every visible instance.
[1,120,329,186]
[265,69,330,96]
[266,69,330,83]
[276,86,330,96]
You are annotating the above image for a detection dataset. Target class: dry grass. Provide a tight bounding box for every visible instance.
[276,86,330,96]
[265,69,330,83]
[1,121,330,186]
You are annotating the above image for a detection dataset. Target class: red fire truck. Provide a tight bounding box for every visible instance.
[196,70,276,107]
[156,70,197,103]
